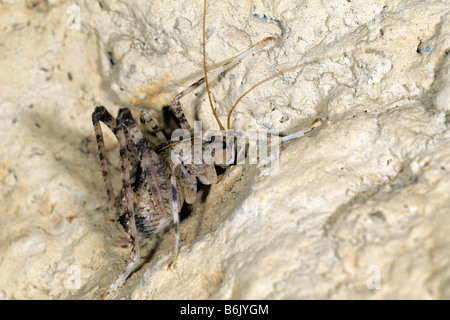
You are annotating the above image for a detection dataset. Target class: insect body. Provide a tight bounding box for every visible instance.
[93,0,323,297]
[92,101,219,295]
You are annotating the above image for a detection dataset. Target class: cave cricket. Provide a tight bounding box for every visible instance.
[92,0,326,297]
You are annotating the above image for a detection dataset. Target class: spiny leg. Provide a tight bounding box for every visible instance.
[140,109,169,149]
[169,0,275,132]
[92,106,140,175]
[170,100,193,132]
[170,37,275,130]
[170,1,275,130]
[92,106,116,209]
[171,36,275,105]
[201,1,276,130]
[105,111,142,295]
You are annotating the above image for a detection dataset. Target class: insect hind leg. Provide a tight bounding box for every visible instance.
[92,106,116,209]
[105,109,143,296]
[140,109,169,149]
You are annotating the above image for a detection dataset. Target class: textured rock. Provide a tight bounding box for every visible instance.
[0,0,449,299]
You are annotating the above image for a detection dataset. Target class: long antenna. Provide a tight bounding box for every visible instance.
[203,0,225,130]
[226,54,345,129]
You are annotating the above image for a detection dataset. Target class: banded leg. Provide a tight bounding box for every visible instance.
[169,37,275,129]
[92,106,116,208]
[106,111,141,294]
[171,100,193,132]
[170,36,275,107]
[140,109,169,148]
[92,106,140,178]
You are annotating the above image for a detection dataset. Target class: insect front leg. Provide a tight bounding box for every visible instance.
[161,139,198,269]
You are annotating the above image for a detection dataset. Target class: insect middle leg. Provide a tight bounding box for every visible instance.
[92,107,116,208]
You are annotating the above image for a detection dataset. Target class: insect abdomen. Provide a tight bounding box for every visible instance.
[135,212,172,237]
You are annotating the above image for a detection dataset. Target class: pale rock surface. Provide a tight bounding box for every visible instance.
[0,0,449,299]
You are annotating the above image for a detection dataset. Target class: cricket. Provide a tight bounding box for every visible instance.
[93,0,326,297]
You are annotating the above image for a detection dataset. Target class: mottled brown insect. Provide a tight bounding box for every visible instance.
[93,0,324,297]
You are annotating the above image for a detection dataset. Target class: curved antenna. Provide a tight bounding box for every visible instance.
[226,54,346,129]
[203,0,225,130]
